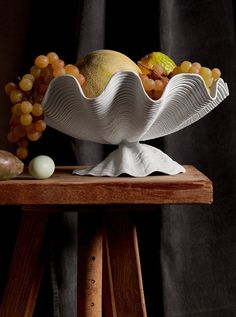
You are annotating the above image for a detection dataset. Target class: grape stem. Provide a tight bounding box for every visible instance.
[137,61,168,80]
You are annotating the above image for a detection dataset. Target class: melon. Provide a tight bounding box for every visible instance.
[76,49,141,98]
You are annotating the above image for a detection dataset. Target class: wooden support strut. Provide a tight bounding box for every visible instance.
[77,213,103,317]
[103,213,147,317]
[0,206,49,317]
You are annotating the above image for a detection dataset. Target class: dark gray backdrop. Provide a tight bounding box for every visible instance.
[0,1,236,316]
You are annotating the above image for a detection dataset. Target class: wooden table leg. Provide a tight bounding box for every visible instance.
[77,214,103,317]
[103,230,117,317]
[103,213,147,317]
[0,206,49,317]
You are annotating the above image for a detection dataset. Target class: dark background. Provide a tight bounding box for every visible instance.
[0,0,236,316]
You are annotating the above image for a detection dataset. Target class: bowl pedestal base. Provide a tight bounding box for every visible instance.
[73,141,186,177]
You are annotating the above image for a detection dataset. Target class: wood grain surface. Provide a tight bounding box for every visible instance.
[103,213,147,317]
[0,165,212,205]
[77,214,103,317]
[0,208,49,317]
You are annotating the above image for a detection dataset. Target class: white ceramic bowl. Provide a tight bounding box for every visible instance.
[42,72,229,176]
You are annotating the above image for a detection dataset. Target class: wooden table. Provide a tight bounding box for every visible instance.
[0,165,212,317]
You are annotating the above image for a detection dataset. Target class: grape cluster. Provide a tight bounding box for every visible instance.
[138,57,222,100]
[170,61,221,90]
[5,52,85,159]
[138,62,170,100]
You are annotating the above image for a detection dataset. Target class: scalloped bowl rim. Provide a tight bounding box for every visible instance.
[45,71,228,104]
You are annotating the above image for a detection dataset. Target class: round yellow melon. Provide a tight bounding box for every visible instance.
[76,49,141,98]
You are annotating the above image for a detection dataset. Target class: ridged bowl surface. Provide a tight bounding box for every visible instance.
[42,72,229,176]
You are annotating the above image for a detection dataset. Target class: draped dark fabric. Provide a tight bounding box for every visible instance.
[0,1,236,316]
[159,2,236,316]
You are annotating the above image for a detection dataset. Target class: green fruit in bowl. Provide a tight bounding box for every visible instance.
[76,49,141,98]
[138,52,176,75]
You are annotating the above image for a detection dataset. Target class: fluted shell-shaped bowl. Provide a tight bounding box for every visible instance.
[42,72,229,177]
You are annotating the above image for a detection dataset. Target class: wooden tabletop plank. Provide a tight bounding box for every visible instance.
[0,165,212,205]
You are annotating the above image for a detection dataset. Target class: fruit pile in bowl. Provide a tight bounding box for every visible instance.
[4,49,229,177]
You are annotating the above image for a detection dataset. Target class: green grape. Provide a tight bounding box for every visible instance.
[20,101,33,114]
[19,78,33,92]
[212,68,221,80]
[20,113,33,126]
[180,61,192,73]
[35,55,49,68]
[10,90,23,104]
